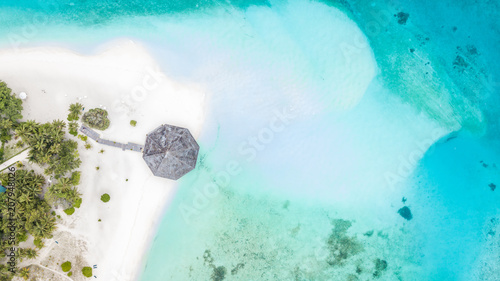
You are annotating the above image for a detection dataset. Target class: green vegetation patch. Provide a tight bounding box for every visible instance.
[0,170,56,241]
[16,120,82,177]
[68,121,79,136]
[82,108,110,130]
[68,272,73,277]
[74,198,82,208]
[130,120,137,127]
[82,266,92,278]
[64,207,75,216]
[0,81,23,122]
[101,193,110,203]
[61,261,72,272]
[46,177,82,209]
[33,238,44,249]
[0,81,23,151]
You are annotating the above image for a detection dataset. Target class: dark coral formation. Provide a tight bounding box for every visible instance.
[230,263,244,275]
[203,250,229,281]
[489,183,496,191]
[398,206,413,220]
[453,55,470,72]
[212,266,227,281]
[82,108,110,130]
[326,219,363,266]
[373,258,388,278]
[395,12,409,25]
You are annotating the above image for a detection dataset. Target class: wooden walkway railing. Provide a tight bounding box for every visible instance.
[79,125,144,152]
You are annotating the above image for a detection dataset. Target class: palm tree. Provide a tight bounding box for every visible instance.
[68,103,84,120]
[0,119,13,130]
[18,267,29,280]
[25,248,37,259]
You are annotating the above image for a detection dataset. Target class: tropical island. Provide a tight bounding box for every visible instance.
[0,41,205,281]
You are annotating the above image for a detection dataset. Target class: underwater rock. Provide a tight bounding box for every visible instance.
[230,263,244,275]
[211,266,227,281]
[395,12,409,25]
[453,55,469,71]
[373,259,388,278]
[489,183,496,191]
[467,44,478,55]
[326,219,363,266]
[398,206,413,220]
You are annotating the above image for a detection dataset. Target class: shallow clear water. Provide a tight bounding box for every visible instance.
[0,0,499,280]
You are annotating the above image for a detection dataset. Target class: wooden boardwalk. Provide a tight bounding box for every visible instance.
[79,125,144,152]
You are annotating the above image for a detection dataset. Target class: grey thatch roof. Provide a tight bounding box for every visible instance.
[142,124,199,180]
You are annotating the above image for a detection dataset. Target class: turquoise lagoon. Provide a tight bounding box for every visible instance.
[0,0,499,280]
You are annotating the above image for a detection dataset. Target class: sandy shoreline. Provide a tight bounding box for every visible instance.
[0,40,206,280]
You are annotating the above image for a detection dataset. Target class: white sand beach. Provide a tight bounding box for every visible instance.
[0,40,206,280]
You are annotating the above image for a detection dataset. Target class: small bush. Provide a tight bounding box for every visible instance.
[101,194,110,203]
[61,261,72,272]
[82,108,110,130]
[33,238,44,249]
[74,198,82,208]
[85,143,92,150]
[17,232,28,243]
[64,207,75,215]
[68,272,73,277]
[130,120,137,127]
[70,171,81,185]
[82,267,92,278]
[95,166,100,171]
[78,135,88,142]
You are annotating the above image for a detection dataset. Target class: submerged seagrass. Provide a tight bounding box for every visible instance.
[142,124,199,180]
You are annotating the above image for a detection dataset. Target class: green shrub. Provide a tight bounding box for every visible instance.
[68,272,73,277]
[33,238,44,249]
[100,194,110,203]
[82,267,92,278]
[130,120,137,127]
[64,207,75,215]
[70,171,81,185]
[78,135,88,142]
[17,232,28,243]
[61,261,72,272]
[74,198,82,208]
[82,108,110,130]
